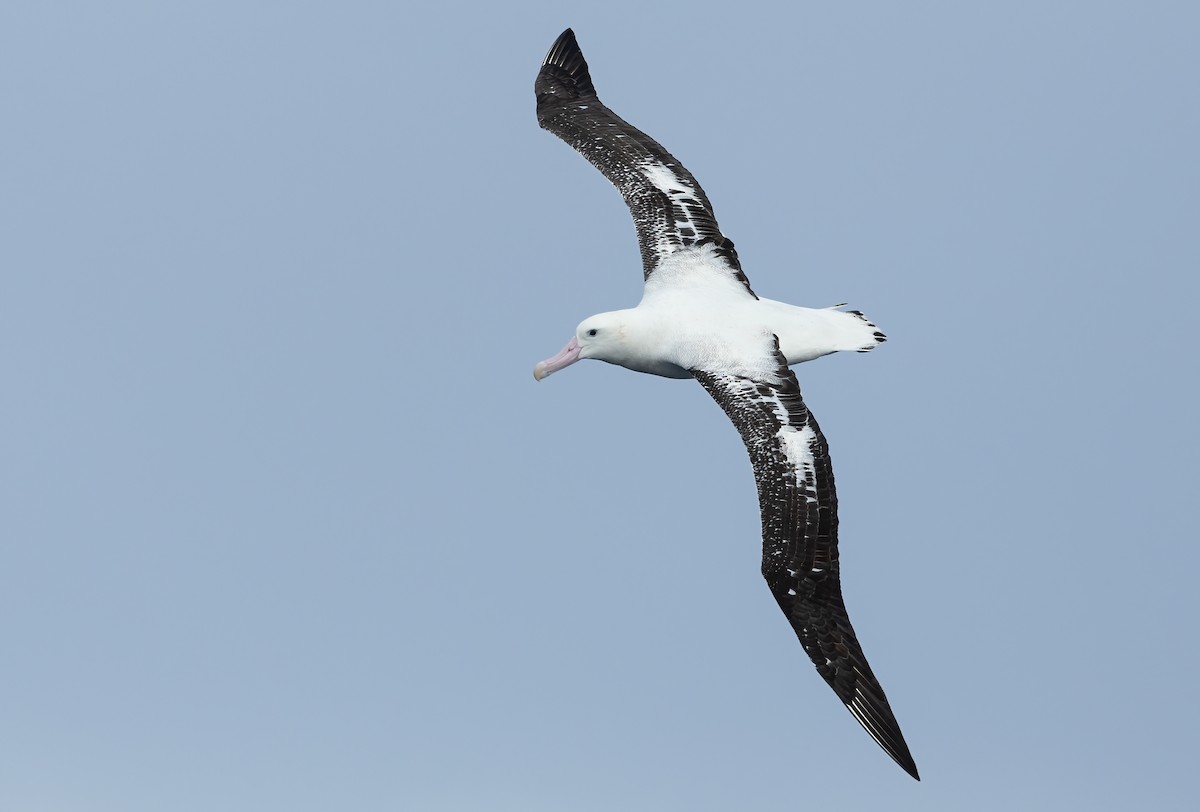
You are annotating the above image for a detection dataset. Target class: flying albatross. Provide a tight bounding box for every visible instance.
[532,29,919,780]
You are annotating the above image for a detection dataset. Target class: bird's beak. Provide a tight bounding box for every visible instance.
[533,336,581,381]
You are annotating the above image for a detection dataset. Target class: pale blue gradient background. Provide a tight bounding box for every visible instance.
[3,2,1197,810]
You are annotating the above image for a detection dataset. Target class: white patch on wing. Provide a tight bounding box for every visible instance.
[637,161,710,257]
[738,380,821,504]
[777,422,820,504]
[641,161,694,196]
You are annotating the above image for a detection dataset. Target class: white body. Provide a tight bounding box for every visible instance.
[542,244,883,381]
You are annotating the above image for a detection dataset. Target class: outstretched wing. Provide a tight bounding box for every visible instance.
[692,340,919,781]
[534,29,751,294]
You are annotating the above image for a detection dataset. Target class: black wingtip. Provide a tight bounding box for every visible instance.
[888,736,921,781]
[536,28,597,111]
[542,28,580,69]
[840,680,921,780]
[845,692,921,780]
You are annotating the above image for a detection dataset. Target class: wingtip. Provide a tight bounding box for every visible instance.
[542,28,579,67]
[850,697,921,780]
[887,737,921,781]
[844,691,920,781]
[536,27,596,109]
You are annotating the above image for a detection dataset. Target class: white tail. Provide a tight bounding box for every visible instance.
[762,300,887,365]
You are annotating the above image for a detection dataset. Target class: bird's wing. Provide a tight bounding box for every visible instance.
[535,29,753,295]
[692,337,919,781]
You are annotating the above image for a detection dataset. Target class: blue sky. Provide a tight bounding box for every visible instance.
[2,2,1197,810]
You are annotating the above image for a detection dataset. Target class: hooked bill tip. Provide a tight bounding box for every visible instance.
[533,335,580,381]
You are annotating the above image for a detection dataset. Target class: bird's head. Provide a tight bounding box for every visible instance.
[533,312,626,381]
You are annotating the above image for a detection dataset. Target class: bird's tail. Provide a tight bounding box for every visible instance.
[829,305,887,353]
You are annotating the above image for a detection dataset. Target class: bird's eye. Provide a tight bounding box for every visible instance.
[587,328,598,337]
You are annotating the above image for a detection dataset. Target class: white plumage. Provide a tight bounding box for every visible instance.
[531,28,918,780]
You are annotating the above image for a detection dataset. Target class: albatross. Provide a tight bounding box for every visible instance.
[532,29,919,781]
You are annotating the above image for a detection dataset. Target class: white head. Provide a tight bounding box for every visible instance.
[533,312,627,381]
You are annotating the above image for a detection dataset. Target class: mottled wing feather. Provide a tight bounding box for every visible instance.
[692,340,920,781]
[535,29,752,294]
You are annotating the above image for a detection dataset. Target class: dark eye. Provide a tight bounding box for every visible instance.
[587,328,598,337]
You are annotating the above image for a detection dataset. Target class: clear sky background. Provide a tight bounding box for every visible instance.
[3,2,1197,810]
